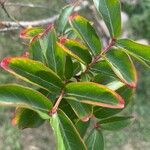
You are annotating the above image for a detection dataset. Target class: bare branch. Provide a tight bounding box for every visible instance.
[4,2,48,9]
[0,1,89,32]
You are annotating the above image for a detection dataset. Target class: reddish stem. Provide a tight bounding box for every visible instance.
[81,38,116,75]
[50,89,65,115]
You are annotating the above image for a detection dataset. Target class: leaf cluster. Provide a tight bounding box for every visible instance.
[0,0,150,149]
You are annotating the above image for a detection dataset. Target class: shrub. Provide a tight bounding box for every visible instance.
[0,0,150,149]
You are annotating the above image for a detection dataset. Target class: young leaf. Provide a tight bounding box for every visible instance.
[85,128,104,150]
[56,4,74,33]
[50,109,87,150]
[75,119,90,138]
[62,38,92,64]
[93,0,121,38]
[94,86,133,119]
[12,108,44,129]
[116,39,150,67]
[66,99,93,122]
[105,48,137,88]
[1,57,64,94]
[20,27,44,39]
[65,82,125,109]
[98,116,135,130]
[69,15,102,55]
[0,84,52,112]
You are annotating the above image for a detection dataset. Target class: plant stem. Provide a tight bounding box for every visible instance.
[50,89,65,115]
[81,38,116,75]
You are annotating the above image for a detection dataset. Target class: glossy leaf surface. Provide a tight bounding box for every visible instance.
[65,82,125,109]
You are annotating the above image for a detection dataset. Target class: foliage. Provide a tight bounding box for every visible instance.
[0,0,150,149]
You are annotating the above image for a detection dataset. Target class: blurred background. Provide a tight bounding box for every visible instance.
[0,0,150,149]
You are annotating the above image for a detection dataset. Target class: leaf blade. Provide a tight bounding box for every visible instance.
[93,0,121,38]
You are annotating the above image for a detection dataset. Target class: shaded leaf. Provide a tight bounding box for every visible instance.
[66,99,93,121]
[93,0,121,38]
[94,86,134,119]
[98,116,135,130]
[85,128,104,150]
[50,109,86,150]
[1,57,64,94]
[69,15,102,55]
[12,108,44,129]
[65,82,125,109]
[75,119,90,138]
[65,55,73,80]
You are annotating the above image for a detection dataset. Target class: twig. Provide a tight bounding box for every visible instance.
[4,2,48,8]
[0,1,25,28]
[81,38,116,75]
[0,0,89,32]
[50,89,65,115]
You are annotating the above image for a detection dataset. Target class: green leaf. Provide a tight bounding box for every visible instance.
[75,119,90,138]
[63,38,92,64]
[105,48,137,88]
[98,116,135,130]
[56,5,74,33]
[85,128,104,150]
[69,15,102,55]
[116,39,150,67]
[20,27,44,39]
[65,82,125,109]
[1,57,64,94]
[50,109,86,150]
[65,55,73,80]
[73,61,81,76]
[66,99,93,121]
[93,0,121,38]
[94,86,133,119]
[0,84,52,112]
[12,108,44,129]
[40,27,58,71]
[91,60,116,78]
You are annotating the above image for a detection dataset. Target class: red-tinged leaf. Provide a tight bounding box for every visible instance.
[65,82,125,109]
[0,57,64,94]
[20,27,44,39]
[104,49,137,88]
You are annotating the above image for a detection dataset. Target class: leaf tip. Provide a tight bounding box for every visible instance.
[0,57,12,70]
